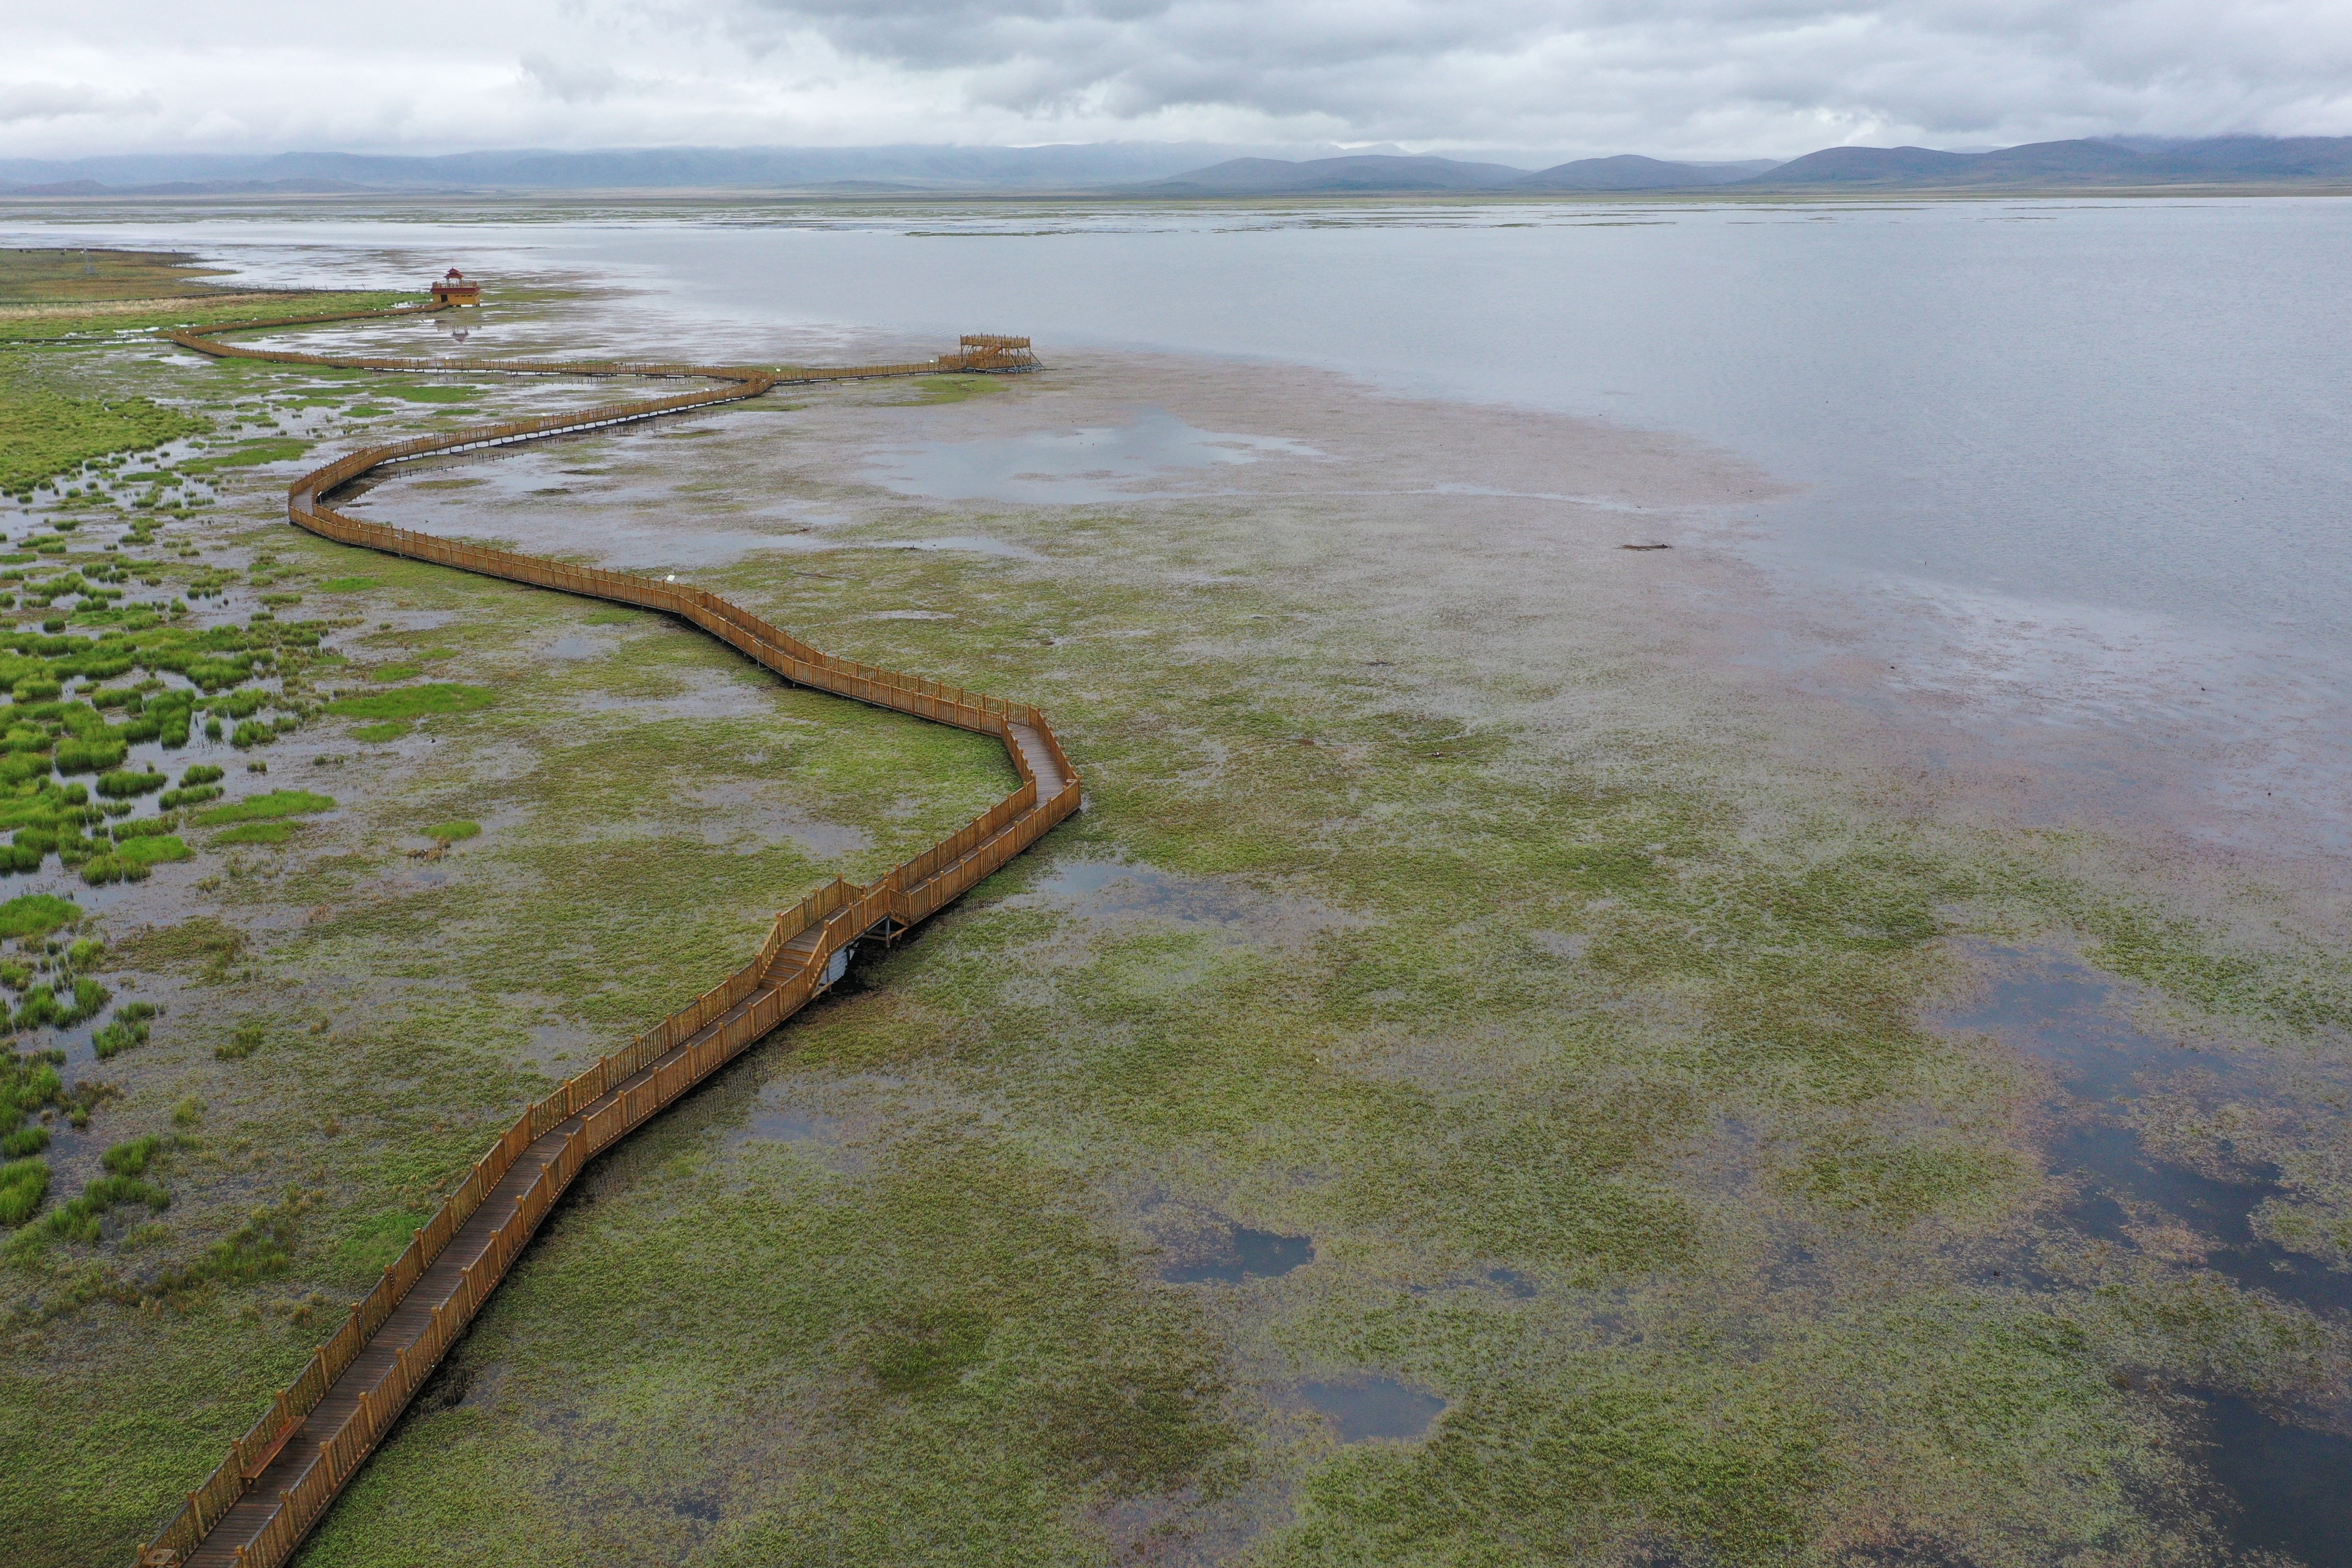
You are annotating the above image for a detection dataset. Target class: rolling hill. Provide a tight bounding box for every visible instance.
[1134,154,1528,195]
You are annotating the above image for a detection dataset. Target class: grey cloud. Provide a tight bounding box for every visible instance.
[521,54,626,103]
[0,82,155,126]
[3,0,2347,158]
[724,0,2352,141]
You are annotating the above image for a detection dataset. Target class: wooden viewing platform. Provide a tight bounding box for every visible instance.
[133,303,1071,1568]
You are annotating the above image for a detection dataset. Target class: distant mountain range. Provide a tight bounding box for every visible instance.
[1751,135,2352,188]
[0,144,1326,196]
[0,143,1266,197]
[4,136,2349,198]
[1136,138,2352,194]
[1140,153,1777,195]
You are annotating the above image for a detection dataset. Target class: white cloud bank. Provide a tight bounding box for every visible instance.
[4,0,2350,159]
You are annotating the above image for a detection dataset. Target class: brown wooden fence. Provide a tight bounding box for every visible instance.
[135,304,1073,1568]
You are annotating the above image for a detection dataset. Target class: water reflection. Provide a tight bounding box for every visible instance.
[2199,1393,2352,1568]
[1484,1266,1539,1299]
[1160,1223,1313,1284]
[1942,945,2349,1316]
[1298,1377,1447,1442]
[1023,859,1263,928]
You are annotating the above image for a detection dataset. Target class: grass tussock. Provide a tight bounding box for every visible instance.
[0,894,75,939]
[91,1003,159,1060]
[213,1019,265,1061]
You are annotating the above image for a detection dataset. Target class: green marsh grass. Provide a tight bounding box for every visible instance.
[91,1010,153,1060]
[214,1020,263,1061]
[0,372,208,493]
[324,684,494,722]
[177,439,308,472]
[209,822,298,847]
[113,835,191,867]
[78,854,150,887]
[94,769,166,799]
[0,1158,48,1227]
[0,895,75,939]
[193,790,334,826]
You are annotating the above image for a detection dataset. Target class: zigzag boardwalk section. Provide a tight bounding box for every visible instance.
[138,305,1076,1568]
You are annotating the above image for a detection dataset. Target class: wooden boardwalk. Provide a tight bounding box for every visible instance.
[138,304,1076,1568]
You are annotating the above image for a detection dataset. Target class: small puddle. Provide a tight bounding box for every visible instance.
[864,409,1324,504]
[726,1075,902,1151]
[1160,1224,1314,1284]
[1021,860,1265,929]
[1484,1267,1539,1299]
[733,1105,841,1145]
[1298,1377,1448,1442]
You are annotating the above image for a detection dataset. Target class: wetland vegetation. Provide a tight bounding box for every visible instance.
[0,248,2344,1567]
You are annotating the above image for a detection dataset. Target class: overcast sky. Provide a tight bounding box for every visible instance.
[6,0,2349,162]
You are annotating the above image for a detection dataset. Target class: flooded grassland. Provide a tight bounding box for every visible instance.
[0,274,1016,1563]
[4,274,2349,1567]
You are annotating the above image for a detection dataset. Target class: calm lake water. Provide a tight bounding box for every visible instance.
[8,198,2351,851]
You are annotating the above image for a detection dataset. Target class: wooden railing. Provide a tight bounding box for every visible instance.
[135,303,1073,1568]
